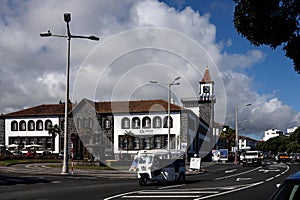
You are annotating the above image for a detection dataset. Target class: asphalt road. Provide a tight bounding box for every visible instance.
[0,160,299,200]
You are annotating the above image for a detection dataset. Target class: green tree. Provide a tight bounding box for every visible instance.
[233,0,300,73]
[219,128,236,150]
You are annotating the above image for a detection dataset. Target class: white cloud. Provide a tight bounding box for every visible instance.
[0,0,299,138]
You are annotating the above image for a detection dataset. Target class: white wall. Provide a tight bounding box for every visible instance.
[5,116,60,153]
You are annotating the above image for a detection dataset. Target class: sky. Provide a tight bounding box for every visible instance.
[0,0,299,140]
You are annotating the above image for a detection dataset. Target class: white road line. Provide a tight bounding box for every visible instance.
[215,166,262,180]
[158,184,185,189]
[138,191,219,194]
[121,195,201,198]
[194,181,264,200]
[266,177,275,182]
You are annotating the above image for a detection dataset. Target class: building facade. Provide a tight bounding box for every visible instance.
[262,128,284,141]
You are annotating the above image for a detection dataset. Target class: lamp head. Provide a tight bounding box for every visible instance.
[64,13,71,23]
[40,30,52,37]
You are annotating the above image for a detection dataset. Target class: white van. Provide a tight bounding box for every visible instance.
[135,149,186,186]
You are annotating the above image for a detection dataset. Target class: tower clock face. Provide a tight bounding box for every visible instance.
[203,86,210,93]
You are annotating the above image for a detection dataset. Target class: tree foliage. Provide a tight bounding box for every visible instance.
[233,0,300,73]
[257,127,300,153]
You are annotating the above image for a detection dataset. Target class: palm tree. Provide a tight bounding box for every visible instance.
[124,131,134,159]
[219,128,235,150]
[48,124,60,153]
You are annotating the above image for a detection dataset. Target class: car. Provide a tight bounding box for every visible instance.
[11,150,23,156]
[275,153,291,162]
[270,171,300,200]
[42,151,52,156]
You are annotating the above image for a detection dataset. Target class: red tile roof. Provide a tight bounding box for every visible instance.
[94,99,183,113]
[2,99,183,117]
[2,103,72,117]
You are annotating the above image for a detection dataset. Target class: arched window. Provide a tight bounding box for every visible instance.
[45,120,52,130]
[36,120,43,131]
[104,119,111,129]
[121,117,130,129]
[163,116,173,128]
[142,117,151,128]
[89,118,93,128]
[60,120,65,131]
[83,118,88,127]
[77,118,82,129]
[28,120,35,131]
[11,121,18,131]
[153,116,162,128]
[132,117,140,129]
[19,120,26,131]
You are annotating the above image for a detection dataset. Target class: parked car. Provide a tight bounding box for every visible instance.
[11,150,23,156]
[275,153,291,162]
[270,171,300,200]
[42,151,52,156]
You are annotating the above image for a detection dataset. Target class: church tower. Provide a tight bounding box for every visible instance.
[181,67,216,125]
[198,67,216,125]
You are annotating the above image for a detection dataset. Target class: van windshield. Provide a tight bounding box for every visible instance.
[139,155,153,164]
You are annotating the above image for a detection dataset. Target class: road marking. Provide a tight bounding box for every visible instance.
[194,182,264,200]
[215,166,262,180]
[138,191,219,194]
[158,184,185,189]
[236,177,252,182]
[225,169,237,173]
[266,177,274,182]
[259,169,280,173]
[122,195,201,198]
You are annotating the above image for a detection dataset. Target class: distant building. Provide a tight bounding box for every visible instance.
[262,128,284,141]
[239,135,259,150]
[286,126,298,135]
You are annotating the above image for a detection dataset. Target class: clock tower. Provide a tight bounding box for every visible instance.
[181,67,216,125]
[198,67,215,126]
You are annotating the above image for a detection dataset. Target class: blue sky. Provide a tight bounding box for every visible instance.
[0,0,299,140]
[161,0,300,112]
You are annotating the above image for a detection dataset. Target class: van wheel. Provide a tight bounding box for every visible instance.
[177,173,185,184]
[139,177,147,186]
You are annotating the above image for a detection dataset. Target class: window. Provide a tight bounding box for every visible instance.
[133,137,140,149]
[77,118,82,129]
[28,120,35,131]
[104,119,111,129]
[142,117,151,128]
[88,118,93,128]
[11,121,18,131]
[154,136,161,149]
[144,137,150,149]
[60,120,65,131]
[121,117,130,129]
[45,120,52,130]
[163,116,173,128]
[36,120,43,131]
[132,117,140,129]
[83,118,88,127]
[19,120,26,131]
[153,116,162,128]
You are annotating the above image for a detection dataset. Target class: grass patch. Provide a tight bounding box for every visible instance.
[0,159,60,166]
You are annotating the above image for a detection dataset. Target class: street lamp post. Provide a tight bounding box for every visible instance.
[150,77,181,150]
[235,103,251,164]
[40,13,99,174]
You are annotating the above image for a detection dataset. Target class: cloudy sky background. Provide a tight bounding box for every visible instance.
[1,0,300,139]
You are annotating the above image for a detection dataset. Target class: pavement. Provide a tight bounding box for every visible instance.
[0,161,233,178]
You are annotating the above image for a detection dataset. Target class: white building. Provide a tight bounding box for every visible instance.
[262,128,284,141]
[1,104,66,154]
[286,127,298,135]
